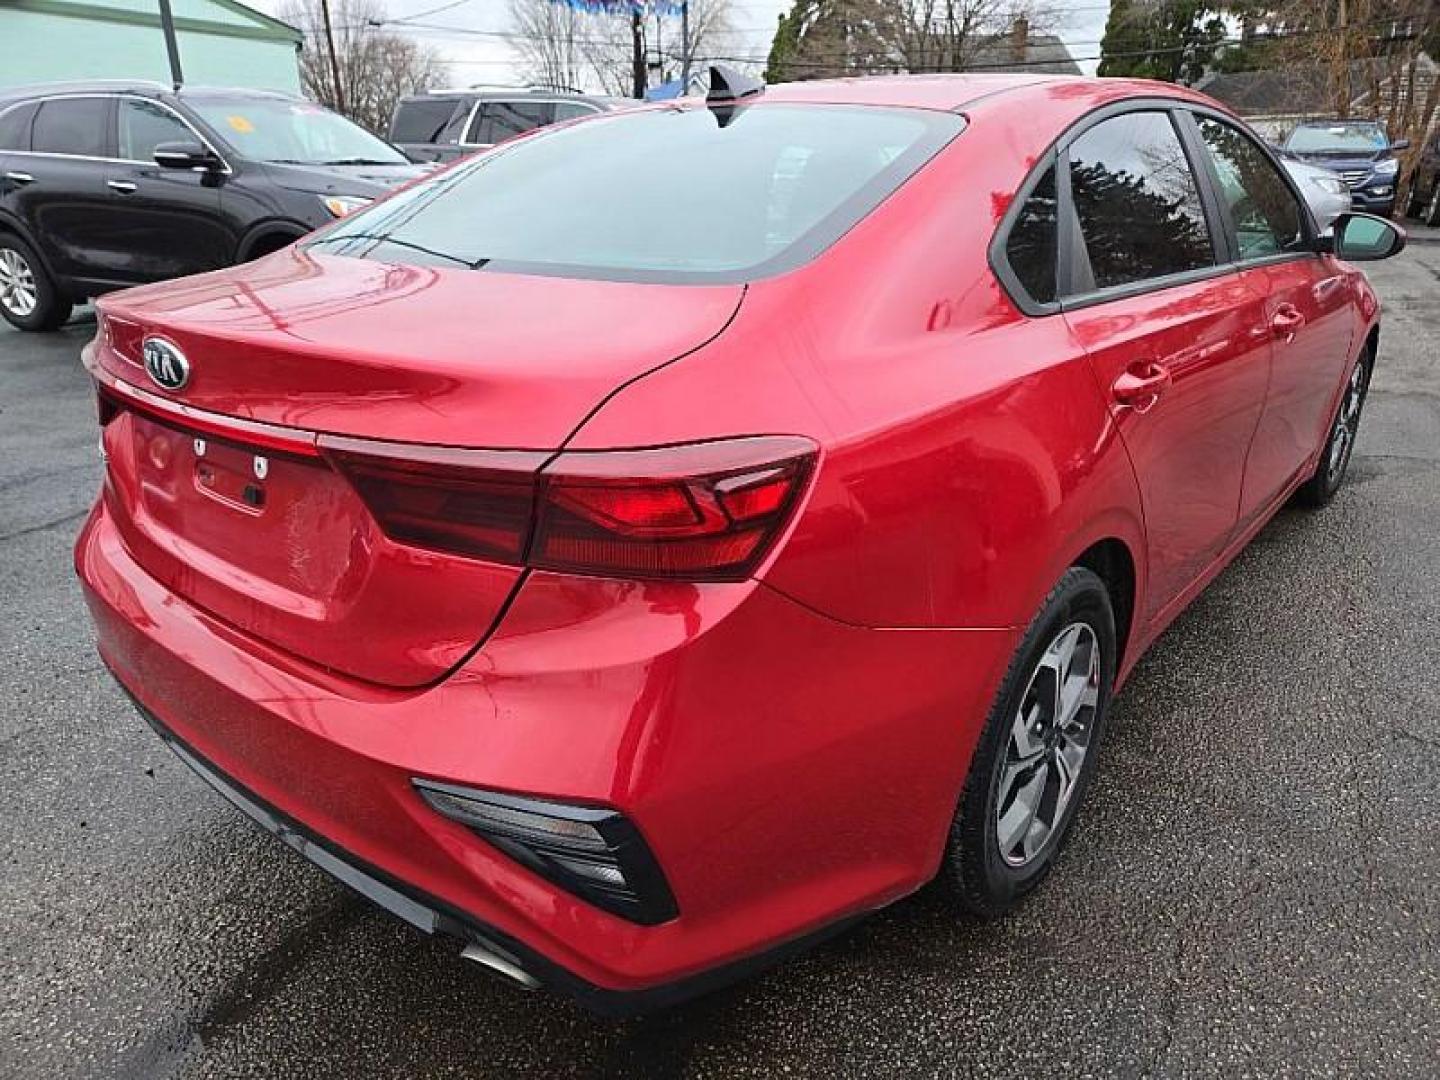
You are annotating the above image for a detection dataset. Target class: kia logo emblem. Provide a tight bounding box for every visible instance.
[142,337,190,391]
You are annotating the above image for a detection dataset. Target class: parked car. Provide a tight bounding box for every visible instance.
[1280,156,1352,231]
[0,81,427,331]
[77,73,1403,1013]
[1281,118,1409,217]
[388,87,632,163]
[1404,129,1440,226]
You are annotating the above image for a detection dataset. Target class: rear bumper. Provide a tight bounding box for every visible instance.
[124,688,861,1016]
[77,498,1013,1007]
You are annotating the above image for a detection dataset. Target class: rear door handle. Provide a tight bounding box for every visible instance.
[1271,305,1305,342]
[4,171,34,184]
[1112,361,1172,413]
[107,179,138,194]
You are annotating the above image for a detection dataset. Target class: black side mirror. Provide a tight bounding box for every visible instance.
[1329,212,1406,261]
[1390,138,1411,152]
[153,141,220,171]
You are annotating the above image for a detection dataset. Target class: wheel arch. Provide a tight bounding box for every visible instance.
[1071,537,1138,676]
[0,210,62,285]
[236,220,309,263]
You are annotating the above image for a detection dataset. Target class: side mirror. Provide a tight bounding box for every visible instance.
[153,141,220,171]
[1390,138,1411,152]
[1330,212,1406,261]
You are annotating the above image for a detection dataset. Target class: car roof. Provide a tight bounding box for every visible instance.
[752,74,1216,114]
[0,81,301,105]
[399,88,623,107]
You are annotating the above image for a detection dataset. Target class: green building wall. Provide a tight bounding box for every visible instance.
[0,0,302,93]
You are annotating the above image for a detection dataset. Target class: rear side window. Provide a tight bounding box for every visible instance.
[0,102,37,151]
[1068,111,1214,291]
[468,101,554,144]
[32,97,109,157]
[1194,117,1305,259]
[118,99,193,162]
[391,98,460,143]
[311,104,963,283]
[1004,165,1058,304]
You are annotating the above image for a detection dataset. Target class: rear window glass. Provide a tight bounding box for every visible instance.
[309,104,963,284]
[391,98,460,143]
[0,101,36,150]
[1004,164,1058,304]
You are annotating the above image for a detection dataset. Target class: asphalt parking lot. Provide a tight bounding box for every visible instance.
[3,247,1438,1079]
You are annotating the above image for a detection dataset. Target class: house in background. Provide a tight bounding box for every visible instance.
[0,0,303,92]
[967,18,1081,76]
[1198,53,1438,143]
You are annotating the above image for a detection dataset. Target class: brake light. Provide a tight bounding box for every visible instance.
[319,435,816,582]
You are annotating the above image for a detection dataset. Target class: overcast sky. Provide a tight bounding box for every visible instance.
[248,0,1112,87]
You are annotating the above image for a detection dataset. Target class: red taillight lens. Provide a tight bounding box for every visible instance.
[533,439,815,580]
[319,435,817,581]
[321,437,549,563]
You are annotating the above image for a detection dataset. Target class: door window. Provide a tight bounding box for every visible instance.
[1004,164,1058,304]
[553,102,597,123]
[1068,111,1214,291]
[1194,116,1306,259]
[31,97,109,157]
[467,101,555,145]
[118,99,194,163]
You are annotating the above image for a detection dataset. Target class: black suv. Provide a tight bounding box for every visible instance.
[0,81,427,331]
[389,87,630,163]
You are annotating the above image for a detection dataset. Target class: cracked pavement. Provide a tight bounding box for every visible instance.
[2,248,1438,1078]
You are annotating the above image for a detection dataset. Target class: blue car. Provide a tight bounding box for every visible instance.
[1282,119,1409,217]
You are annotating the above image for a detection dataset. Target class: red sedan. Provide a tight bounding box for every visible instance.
[75,72,1404,1012]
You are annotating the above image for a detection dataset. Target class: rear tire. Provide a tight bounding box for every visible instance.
[1295,346,1372,508]
[944,567,1116,918]
[0,234,71,332]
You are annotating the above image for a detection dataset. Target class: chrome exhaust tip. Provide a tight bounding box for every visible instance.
[460,941,541,991]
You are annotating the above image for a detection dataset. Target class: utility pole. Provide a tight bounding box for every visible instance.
[681,0,691,85]
[631,7,646,98]
[156,0,185,90]
[319,0,346,115]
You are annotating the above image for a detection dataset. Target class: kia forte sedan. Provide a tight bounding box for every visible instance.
[75,72,1403,1013]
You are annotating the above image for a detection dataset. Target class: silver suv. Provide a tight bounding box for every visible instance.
[388,88,631,163]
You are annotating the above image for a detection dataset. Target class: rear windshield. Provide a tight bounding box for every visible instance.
[307,104,963,283]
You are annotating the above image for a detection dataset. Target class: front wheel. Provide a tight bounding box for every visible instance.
[944,567,1116,918]
[1295,348,1371,508]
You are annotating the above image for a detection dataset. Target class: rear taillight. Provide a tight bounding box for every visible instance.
[319,435,816,582]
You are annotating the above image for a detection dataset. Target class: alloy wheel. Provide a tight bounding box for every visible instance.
[0,247,38,318]
[995,621,1101,868]
[1327,357,1367,485]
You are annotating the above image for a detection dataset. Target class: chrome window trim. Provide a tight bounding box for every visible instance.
[0,92,232,174]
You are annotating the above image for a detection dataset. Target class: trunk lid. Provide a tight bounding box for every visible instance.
[92,250,743,687]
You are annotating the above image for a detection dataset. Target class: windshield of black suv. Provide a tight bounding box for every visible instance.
[187,97,409,165]
[306,104,963,283]
[1285,122,1388,155]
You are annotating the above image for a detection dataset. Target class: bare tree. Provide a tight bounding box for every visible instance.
[282,0,444,134]
[509,0,589,90]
